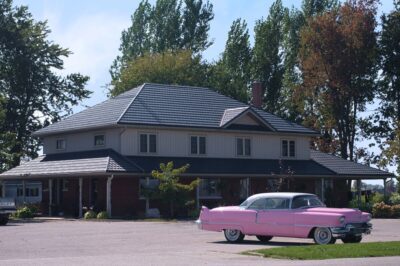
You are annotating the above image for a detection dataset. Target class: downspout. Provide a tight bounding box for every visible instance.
[118,127,127,153]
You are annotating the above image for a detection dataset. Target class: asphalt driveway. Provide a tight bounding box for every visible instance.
[0,218,399,265]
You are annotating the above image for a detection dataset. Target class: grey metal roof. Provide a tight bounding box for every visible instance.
[0,149,393,179]
[34,83,317,136]
[119,83,317,134]
[310,150,393,178]
[127,155,335,176]
[33,85,143,136]
[0,149,143,179]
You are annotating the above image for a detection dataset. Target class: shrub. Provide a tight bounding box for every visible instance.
[84,210,97,219]
[391,205,400,218]
[372,202,392,218]
[390,193,400,205]
[96,211,109,219]
[14,206,34,218]
[371,193,385,204]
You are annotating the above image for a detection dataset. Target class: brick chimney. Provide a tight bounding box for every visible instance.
[251,81,262,108]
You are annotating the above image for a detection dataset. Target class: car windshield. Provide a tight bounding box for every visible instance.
[291,195,324,209]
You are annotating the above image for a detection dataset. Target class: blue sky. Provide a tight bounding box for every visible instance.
[12,0,397,184]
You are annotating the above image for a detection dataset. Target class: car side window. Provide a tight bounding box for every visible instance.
[265,198,290,209]
[247,198,266,210]
[292,197,308,209]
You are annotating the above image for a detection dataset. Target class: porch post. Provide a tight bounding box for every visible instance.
[383,178,387,200]
[78,177,83,218]
[49,179,53,216]
[321,178,325,203]
[1,181,5,197]
[356,179,362,208]
[106,175,114,217]
[22,180,26,204]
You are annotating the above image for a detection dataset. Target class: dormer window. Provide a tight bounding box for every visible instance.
[236,137,251,156]
[94,135,105,147]
[282,139,295,157]
[56,139,66,150]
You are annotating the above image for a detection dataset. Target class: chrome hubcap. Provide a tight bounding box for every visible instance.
[315,228,332,244]
[225,229,240,241]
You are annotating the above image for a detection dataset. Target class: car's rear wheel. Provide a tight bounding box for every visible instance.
[224,229,244,243]
[313,227,333,245]
[342,235,362,243]
[256,235,273,242]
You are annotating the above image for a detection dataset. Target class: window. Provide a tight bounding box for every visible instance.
[17,186,39,197]
[56,139,66,150]
[139,133,157,153]
[62,179,69,192]
[190,136,206,155]
[139,177,159,199]
[247,198,290,210]
[281,139,295,157]
[236,137,251,156]
[94,135,105,146]
[199,179,221,199]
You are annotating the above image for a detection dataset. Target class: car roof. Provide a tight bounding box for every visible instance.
[246,192,315,202]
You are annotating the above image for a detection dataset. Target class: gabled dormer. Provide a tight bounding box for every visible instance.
[220,106,275,132]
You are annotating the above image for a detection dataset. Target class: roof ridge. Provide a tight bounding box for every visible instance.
[116,84,145,123]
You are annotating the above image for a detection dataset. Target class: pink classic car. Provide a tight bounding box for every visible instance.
[196,192,372,245]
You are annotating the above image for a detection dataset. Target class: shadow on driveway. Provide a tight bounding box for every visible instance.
[211,240,313,246]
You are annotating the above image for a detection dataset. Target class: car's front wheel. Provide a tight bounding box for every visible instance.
[313,227,333,245]
[224,229,244,243]
[342,235,362,243]
[256,235,273,242]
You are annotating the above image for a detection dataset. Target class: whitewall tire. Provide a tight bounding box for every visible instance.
[224,229,244,243]
[313,227,333,245]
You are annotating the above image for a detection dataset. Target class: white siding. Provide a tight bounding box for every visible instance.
[43,128,121,154]
[120,128,311,159]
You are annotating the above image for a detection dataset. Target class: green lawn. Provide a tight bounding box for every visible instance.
[243,241,400,260]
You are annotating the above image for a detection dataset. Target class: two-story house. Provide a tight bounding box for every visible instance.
[0,83,393,217]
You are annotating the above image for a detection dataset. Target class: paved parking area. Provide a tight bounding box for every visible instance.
[0,219,399,265]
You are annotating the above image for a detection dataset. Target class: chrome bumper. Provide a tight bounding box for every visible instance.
[195,219,203,230]
[331,222,372,237]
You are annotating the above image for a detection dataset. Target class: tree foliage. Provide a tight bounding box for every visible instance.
[298,0,379,160]
[252,0,287,114]
[110,0,214,86]
[209,19,252,103]
[111,50,208,96]
[151,162,199,218]
[0,0,90,168]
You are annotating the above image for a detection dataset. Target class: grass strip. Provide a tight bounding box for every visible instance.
[242,241,400,260]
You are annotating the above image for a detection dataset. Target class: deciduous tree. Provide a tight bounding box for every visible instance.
[110,0,213,87]
[209,19,252,103]
[0,0,90,168]
[298,0,378,160]
[151,162,199,218]
[110,50,208,96]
